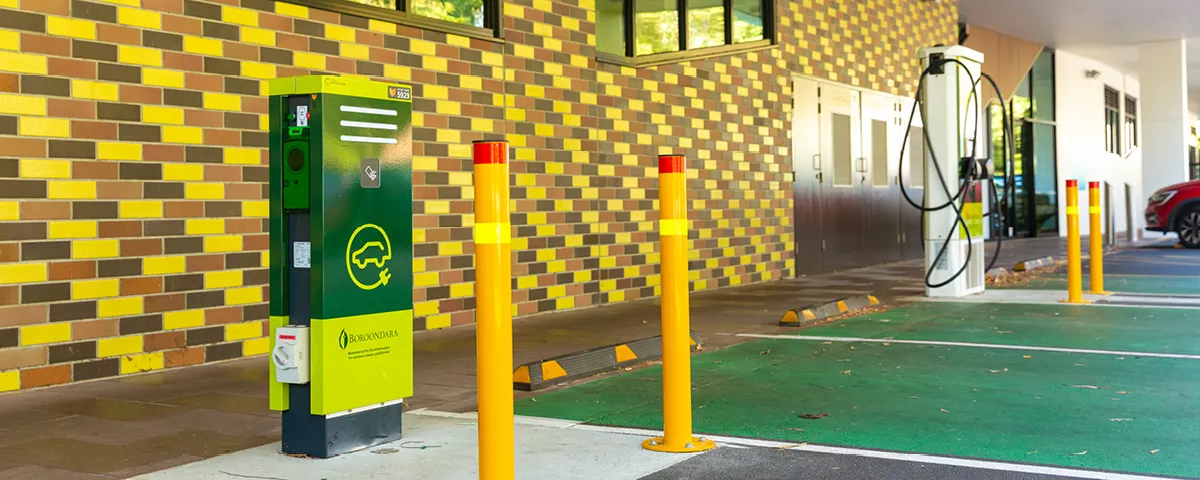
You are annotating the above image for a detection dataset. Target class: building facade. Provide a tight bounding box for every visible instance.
[0,0,957,391]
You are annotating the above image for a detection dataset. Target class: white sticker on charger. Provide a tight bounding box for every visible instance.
[293,241,311,269]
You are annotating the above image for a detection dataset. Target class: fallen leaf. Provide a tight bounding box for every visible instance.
[996,330,1012,334]
[882,342,890,346]
[372,448,399,454]
[530,398,538,402]
[841,370,852,375]
[1071,385,1111,390]
[822,342,833,345]
[1150,449,1159,454]
[787,428,805,432]
[940,408,950,414]
[908,396,919,399]
[988,370,1000,373]
[849,346,856,350]
[1072,451,1087,455]
[799,413,829,419]
[1023,355,1031,359]
[1026,450,1039,454]
[1109,418,1132,422]
[759,349,772,355]
[1117,391,1129,395]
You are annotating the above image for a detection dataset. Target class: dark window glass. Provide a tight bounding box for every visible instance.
[1033,123,1058,234]
[636,0,680,56]
[733,0,765,42]
[1104,86,1120,155]
[687,0,725,49]
[1031,50,1054,121]
[597,0,626,55]
[1124,95,1138,152]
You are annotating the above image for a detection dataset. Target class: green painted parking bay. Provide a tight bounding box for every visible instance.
[792,302,1200,355]
[515,302,1200,478]
[1000,274,1200,296]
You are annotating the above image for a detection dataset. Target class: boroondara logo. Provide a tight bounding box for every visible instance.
[339,330,349,350]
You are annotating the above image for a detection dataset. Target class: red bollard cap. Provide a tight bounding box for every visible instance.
[659,155,685,174]
[472,140,507,165]
[1088,181,1100,188]
[1066,180,1077,188]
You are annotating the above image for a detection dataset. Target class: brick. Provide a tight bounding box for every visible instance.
[118,124,161,142]
[0,346,46,370]
[21,242,70,261]
[165,346,204,367]
[119,238,161,256]
[185,109,222,128]
[73,358,119,381]
[242,269,268,286]
[185,325,222,345]
[203,57,239,76]
[96,181,139,200]
[119,84,163,104]
[48,140,96,159]
[205,342,241,361]
[144,219,185,236]
[49,260,97,281]
[144,331,184,351]
[0,222,46,242]
[186,254,223,272]
[0,328,16,348]
[97,258,142,278]
[49,98,97,119]
[48,341,97,363]
[164,201,203,219]
[143,31,184,52]
[259,47,292,66]
[97,102,140,122]
[164,273,202,292]
[50,301,97,323]
[72,318,118,340]
[204,305,240,325]
[224,77,259,96]
[223,42,258,62]
[163,89,202,108]
[0,244,15,262]
[48,57,96,80]
[97,24,141,46]
[73,201,118,219]
[152,0,190,18]
[120,277,162,296]
[242,303,268,321]
[20,76,70,98]
[20,202,69,221]
[0,9,46,33]
[0,74,15,93]
[186,290,223,309]
[72,39,117,62]
[204,165,240,182]
[21,364,71,388]
[119,314,162,335]
[0,116,14,135]
[0,304,48,327]
[73,121,119,140]
[163,51,204,72]
[0,179,47,198]
[223,112,258,130]
[208,129,241,147]
[143,144,184,162]
[184,72,222,92]
[25,0,69,14]
[97,62,143,83]
[183,0,221,20]
[97,220,139,238]
[21,282,71,303]
[144,293,185,313]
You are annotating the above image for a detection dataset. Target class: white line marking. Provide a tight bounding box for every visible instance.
[340,135,398,144]
[340,105,397,116]
[340,120,397,130]
[735,334,1200,360]
[410,410,1176,480]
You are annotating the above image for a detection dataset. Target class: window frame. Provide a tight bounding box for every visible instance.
[1123,94,1138,153]
[279,0,504,42]
[597,0,776,67]
[1103,86,1120,155]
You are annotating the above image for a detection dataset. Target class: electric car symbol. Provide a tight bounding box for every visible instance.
[350,241,392,286]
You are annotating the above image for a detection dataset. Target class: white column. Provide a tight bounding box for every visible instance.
[1138,39,1190,200]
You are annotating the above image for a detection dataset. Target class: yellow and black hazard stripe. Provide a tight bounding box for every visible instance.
[780,295,880,326]
[512,332,702,391]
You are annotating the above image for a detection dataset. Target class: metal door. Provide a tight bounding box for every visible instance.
[861,92,903,266]
[899,97,926,260]
[791,77,825,275]
[818,83,865,272]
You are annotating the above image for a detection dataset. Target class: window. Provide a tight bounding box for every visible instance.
[1124,95,1138,153]
[908,126,925,188]
[870,119,888,187]
[598,0,774,60]
[288,0,501,38]
[1104,86,1120,155]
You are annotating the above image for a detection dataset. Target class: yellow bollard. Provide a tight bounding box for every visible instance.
[643,154,715,454]
[1063,179,1087,304]
[1088,181,1110,295]
[473,140,514,480]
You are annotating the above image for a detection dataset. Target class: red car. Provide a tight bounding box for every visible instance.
[1146,179,1200,248]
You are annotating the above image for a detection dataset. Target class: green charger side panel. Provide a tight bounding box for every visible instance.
[267,95,289,412]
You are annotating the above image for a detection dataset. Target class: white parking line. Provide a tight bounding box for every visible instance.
[407,410,1178,480]
[735,334,1200,360]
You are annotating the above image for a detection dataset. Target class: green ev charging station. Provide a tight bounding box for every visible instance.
[266,75,415,458]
